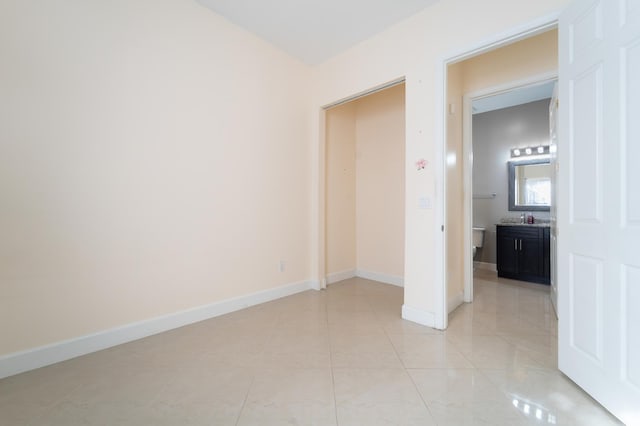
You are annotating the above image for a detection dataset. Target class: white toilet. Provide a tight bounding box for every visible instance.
[472,227,485,258]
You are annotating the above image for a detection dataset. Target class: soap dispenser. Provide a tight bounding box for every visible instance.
[520,213,525,224]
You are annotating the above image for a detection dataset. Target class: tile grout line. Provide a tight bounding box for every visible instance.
[234,374,256,426]
[325,287,340,426]
[234,305,280,426]
[368,286,410,370]
[372,287,440,423]
[405,368,439,425]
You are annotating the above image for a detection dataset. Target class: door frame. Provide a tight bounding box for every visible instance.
[461,72,558,303]
[435,11,560,328]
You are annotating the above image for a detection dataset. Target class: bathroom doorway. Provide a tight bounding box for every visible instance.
[464,78,556,301]
[444,29,558,314]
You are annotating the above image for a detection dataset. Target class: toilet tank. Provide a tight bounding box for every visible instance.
[472,227,486,248]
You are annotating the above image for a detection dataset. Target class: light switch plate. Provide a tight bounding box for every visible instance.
[418,196,431,209]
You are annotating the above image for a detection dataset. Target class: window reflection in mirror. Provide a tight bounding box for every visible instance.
[508,159,551,211]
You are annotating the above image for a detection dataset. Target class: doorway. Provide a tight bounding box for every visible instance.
[443,29,558,317]
[463,78,557,303]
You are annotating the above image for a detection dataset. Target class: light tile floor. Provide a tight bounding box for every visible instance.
[0,271,621,425]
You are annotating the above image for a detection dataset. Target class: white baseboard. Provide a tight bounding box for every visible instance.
[0,280,313,379]
[474,261,497,272]
[448,291,464,314]
[325,269,404,288]
[308,279,323,290]
[356,269,404,287]
[401,304,436,328]
[326,269,356,285]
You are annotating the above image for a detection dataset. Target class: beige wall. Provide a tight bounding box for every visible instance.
[311,0,569,323]
[325,103,357,275]
[355,85,405,279]
[325,85,405,280]
[461,29,559,94]
[0,0,311,356]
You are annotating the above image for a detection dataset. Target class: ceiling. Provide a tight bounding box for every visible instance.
[472,81,556,115]
[196,0,439,65]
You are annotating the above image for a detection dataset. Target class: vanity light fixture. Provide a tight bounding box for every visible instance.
[511,145,550,158]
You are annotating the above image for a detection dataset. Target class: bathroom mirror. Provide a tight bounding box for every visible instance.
[508,158,551,211]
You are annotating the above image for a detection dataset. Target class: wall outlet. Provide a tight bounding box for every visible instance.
[279,260,286,272]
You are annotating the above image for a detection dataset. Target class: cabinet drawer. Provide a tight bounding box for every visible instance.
[496,225,541,238]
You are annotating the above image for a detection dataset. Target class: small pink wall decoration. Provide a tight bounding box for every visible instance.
[415,158,428,170]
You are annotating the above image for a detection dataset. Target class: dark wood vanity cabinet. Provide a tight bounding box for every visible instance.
[496,225,550,285]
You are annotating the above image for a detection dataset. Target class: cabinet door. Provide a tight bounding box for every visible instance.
[518,235,542,276]
[496,233,518,275]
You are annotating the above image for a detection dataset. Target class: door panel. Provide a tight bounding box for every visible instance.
[622,40,640,224]
[622,265,640,390]
[618,0,640,417]
[622,0,640,27]
[559,0,640,422]
[570,65,603,223]
[569,254,603,363]
[569,1,602,62]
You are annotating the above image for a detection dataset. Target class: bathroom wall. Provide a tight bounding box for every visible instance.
[472,99,551,265]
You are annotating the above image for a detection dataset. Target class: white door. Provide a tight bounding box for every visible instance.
[549,83,559,318]
[558,0,640,424]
